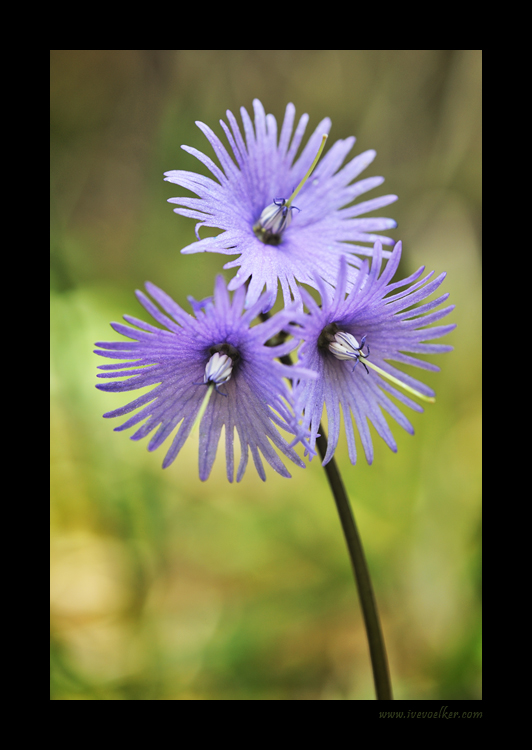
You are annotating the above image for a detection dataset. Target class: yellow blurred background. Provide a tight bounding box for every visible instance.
[50,50,481,700]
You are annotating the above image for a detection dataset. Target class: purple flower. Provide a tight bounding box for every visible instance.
[294,242,456,465]
[164,99,397,312]
[95,276,310,482]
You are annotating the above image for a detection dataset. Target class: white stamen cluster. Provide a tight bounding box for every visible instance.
[204,351,233,387]
[256,199,295,236]
[328,331,368,364]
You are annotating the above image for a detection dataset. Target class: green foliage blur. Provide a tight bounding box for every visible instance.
[50,50,481,700]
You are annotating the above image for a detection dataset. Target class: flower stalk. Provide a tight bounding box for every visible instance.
[265,312,393,700]
[315,425,393,700]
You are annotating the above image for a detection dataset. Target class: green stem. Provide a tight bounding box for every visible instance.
[315,427,393,700]
[261,310,393,699]
[286,134,328,208]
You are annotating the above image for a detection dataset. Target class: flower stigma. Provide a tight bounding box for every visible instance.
[191,347,237,434]
[254,134,328,245]
[319,322,436,403]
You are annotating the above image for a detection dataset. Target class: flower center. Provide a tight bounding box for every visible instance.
[319,324,370,373]
[203,343,240,393]
[204,351,233,388]
[253,133,328,246]
[253,199,300,245]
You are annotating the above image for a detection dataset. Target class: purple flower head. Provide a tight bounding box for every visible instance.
[164,99,397,312]
[294,242,456,465]
[95,276,311,482]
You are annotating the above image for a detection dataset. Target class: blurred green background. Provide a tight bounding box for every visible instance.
[50,50,481,700]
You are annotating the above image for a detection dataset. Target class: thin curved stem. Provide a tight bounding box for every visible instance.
[315,426,393,700]
[261,310,393,699]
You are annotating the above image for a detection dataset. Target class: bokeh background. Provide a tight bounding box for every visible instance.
[50,50,481,700]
